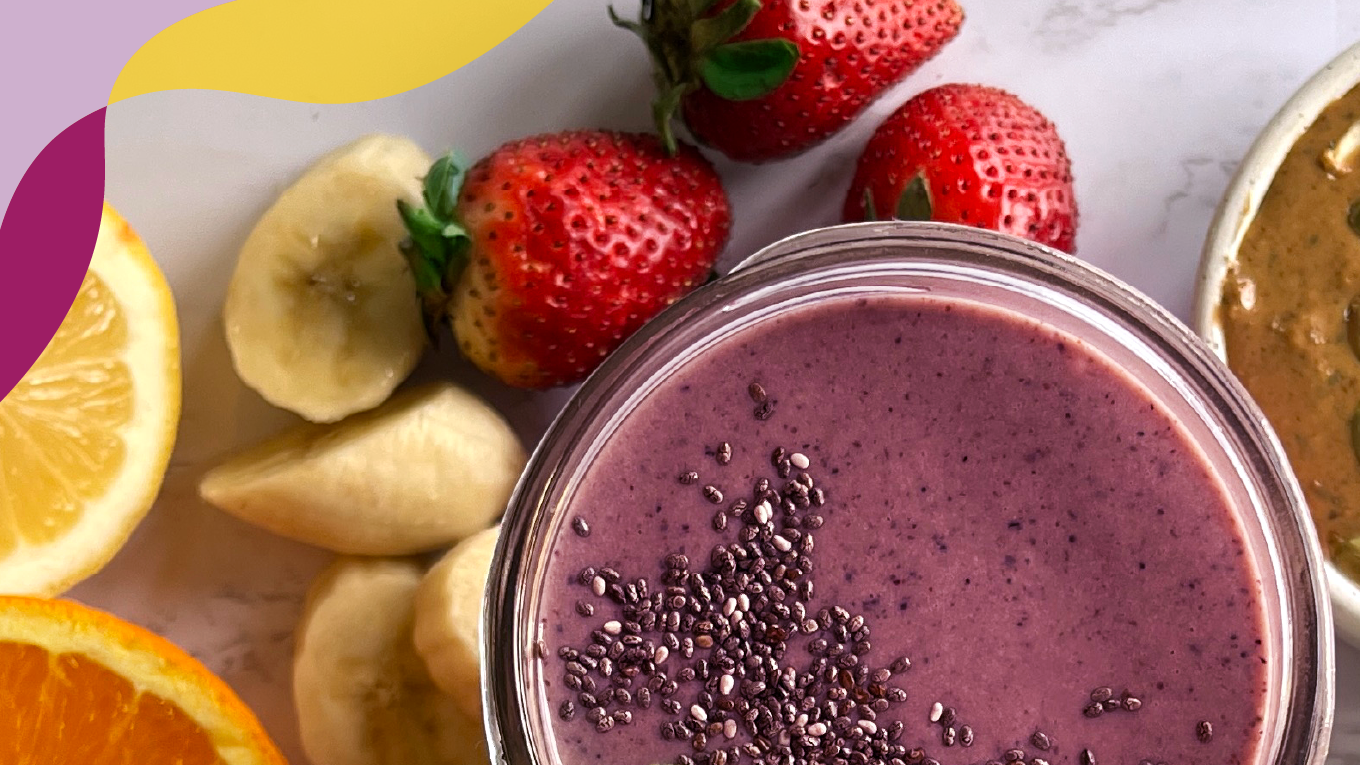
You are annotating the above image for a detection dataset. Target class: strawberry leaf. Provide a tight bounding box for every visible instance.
[398,151,473,332]
[895,174,934,221]
[862,188,877,222]
[699,39,799,101]
[690,0,760,55]
[421,151,466,219]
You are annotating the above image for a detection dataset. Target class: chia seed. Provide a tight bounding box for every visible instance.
[1196,720,1213,743]
[1030,730,1051,750]
[1079,749,1097,765]
[716,442,733,465]
[748,382,767,403]
[572,517,591,537]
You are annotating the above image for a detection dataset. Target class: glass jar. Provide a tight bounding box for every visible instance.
[483,222,1335,764]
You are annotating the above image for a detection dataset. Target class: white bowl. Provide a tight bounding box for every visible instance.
[1194,43,1360,646]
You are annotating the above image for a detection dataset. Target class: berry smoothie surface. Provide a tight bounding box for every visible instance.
[538,294,1268,765]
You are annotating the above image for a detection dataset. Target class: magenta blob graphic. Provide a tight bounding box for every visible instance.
[0,108,106,400]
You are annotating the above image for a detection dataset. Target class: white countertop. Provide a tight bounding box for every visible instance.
[91,0,1358,761]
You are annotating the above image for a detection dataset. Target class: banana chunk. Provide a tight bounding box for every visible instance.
[200,382,526,555]
[413,524,501,719]
[225,134,431,423]
[294,557,491,765]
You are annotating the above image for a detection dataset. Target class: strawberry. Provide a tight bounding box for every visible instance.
[843,83,1078,252]
[612,0,964,163]
[399,131,731,389]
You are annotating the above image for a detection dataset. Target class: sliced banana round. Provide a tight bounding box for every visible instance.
[225,133,431,423]
[413,524,501,719]
[199,382,526,555]
[294,557,491,765]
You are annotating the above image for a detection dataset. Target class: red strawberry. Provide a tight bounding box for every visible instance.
[612,0,964,163]
[400,131,731,389]
[843,83,1078,252]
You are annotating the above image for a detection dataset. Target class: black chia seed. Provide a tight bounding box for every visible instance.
[572,517,591,537]
[1079,748,1097,765]
[1196,720,1213,743]
[1030,731,1051,750]
[716,442,733,465]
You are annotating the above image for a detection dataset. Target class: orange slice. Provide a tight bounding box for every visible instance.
[0,596,285,764]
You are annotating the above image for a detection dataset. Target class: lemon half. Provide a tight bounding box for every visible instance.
[0,203,181,595]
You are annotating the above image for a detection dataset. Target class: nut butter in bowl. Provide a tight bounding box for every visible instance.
[1197,43,1361,645]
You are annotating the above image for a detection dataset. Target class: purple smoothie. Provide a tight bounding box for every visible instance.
[538,294,1268,765]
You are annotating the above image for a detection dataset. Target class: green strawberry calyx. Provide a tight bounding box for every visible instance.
[895,174,934,220]
[397,151,472,335]
[610,0,800,154]
[861,173,935,222]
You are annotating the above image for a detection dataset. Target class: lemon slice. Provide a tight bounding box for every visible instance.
[0,203,181,595]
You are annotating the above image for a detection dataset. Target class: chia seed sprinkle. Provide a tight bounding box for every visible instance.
[548,416,1210,765]
[1196,720,1213,743]
[1083,701,1104,718]
[1079,749,1097,765]
[572,517,591,537]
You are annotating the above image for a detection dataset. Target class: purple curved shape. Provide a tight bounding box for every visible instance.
[0,107,106,400]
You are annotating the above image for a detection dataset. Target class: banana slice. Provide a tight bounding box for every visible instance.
[199,382,526,555]
[413,524,501,719]
[225,134,431,423]
[294,557,491,765]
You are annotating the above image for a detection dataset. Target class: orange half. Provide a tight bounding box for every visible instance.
[0,596,285,765]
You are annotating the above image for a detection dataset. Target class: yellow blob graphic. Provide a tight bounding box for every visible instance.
[110,0,554,105]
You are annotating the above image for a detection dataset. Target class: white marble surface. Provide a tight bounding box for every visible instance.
[90,0,1358,762]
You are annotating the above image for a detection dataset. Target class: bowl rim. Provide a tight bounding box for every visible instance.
[1192,42,1361,645]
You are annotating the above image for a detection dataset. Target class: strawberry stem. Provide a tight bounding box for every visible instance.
[610,0,798,155]
[398,151,471,334]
